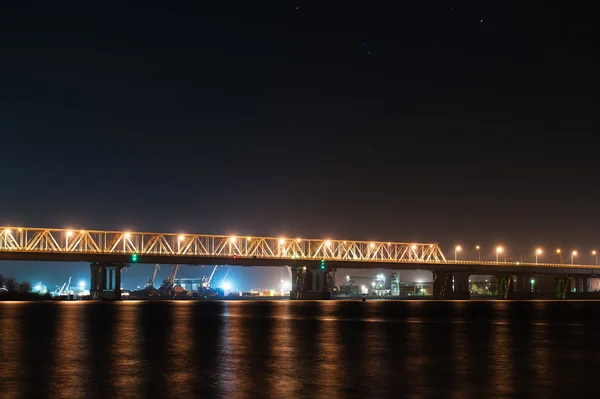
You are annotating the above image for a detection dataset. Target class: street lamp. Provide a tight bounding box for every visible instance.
[535,248,542,264]
[454,245,462,261]
[593,250,598,266]
[571,250,577,265]
[475,245,480,262]
[496,246,503,263]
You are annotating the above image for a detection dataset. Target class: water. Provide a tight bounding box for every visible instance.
[1,300,600,398]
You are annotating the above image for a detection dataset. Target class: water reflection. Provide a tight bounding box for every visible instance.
[50,303,87,399]
[0,304,24,398]
[2,300,600,398]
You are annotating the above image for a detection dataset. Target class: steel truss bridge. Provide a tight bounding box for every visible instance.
[0,227,599,273]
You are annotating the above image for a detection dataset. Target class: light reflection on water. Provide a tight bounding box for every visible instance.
[1,300,600,398]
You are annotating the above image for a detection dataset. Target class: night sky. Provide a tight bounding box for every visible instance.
[1,1,599,288]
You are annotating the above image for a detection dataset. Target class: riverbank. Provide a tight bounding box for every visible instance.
[0,292,53,301]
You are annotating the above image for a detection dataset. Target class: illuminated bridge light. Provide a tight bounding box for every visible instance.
[66,230,73,237]
[279,238,285,244]
[178,234,185,241]
[124,232,131,239]
[230,236,236,242]
[325,240,331,247]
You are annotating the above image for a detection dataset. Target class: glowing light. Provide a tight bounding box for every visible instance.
[5,229,11,234]
[296,238,301,242]
[80,230,84,234]
[388,242,391,246]
[18,228,22,232]
[124,232,131,239]
[370,243,375,248]
[496,246,503,253]
[221,281,232,291]
[536,248,542,255]
[411,245,417,250]
[572,250,578,256]
[66,230,73,237]
[530,279,535,284]
[247,236,252,241]
[593,250,597,255]
[79,281,85,289]
[230,236,236,242]
[178,234,185,241]
[556,249,561,254]
[475,245,480,250]
[455,245,462,252]
[279,238,285,244]
[325,240,331,247]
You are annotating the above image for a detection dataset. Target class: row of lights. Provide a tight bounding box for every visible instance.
[453,245,598,265]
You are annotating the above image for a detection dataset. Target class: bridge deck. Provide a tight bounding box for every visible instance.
[1,227,597,275]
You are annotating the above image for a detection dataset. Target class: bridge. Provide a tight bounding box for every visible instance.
[1,226,598,300]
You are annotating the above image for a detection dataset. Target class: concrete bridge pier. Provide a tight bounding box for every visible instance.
[451,272,470,299]
[290,267,331,300]
[554,276,571,299]
[432,271,451,299]
[90,263,127,300]
[496,275,514,299]
[574,277,589,293]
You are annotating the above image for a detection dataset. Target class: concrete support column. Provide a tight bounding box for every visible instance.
[432,271,451,299]
[496,275,513,299]
[452,272,470,299]
[90,263,126,300]
[290,266,305,300]
[290,267,330,300]
[555,276,571,299]
[575,277,589,293]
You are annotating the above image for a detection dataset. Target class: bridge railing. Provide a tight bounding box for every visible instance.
[0,227,447,263]
[445,260,599,269]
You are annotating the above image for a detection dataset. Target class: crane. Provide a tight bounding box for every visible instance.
[159,265,181,296]
[201,265,218,289]
[146,264,160,288]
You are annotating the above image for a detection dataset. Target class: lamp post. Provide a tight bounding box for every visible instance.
[535,248,542,264]
[571,250,577,265]
[475,245,480,262]
[454,245,462,261]
[593,250,598,266]
[496,246,503,263]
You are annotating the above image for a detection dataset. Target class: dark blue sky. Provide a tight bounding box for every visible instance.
[1,1,599,288]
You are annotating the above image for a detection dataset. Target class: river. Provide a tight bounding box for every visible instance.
[0,300,599,398]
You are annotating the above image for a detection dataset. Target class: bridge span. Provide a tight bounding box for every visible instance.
[1,227,598,300]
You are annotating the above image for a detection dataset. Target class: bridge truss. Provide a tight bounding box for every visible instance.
[0,227,447,264]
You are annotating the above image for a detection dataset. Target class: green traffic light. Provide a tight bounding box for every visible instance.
[131,253,138,262]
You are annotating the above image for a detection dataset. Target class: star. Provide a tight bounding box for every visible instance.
[480,19,484,23]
